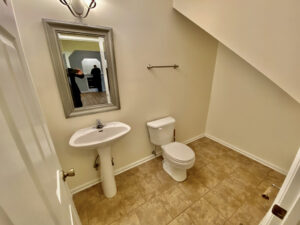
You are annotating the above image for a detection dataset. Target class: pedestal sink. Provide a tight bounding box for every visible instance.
[69,122,131,198]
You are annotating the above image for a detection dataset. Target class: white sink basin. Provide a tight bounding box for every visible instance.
[69,122,131,148]
[69,121,131,198]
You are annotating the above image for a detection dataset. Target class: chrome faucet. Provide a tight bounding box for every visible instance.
[96,119,104,129]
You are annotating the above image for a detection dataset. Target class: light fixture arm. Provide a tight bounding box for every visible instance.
[82,0,96,18]
[59,0,78,17]
[59,0,97,18]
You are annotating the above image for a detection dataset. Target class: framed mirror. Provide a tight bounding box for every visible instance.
[43,19,120,118]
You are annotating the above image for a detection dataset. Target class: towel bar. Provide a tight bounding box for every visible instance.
[147,64,179,70]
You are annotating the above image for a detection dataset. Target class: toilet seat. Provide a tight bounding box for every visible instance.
[162,142,195,163]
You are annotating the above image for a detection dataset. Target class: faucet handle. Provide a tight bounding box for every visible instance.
[96,119,104,129]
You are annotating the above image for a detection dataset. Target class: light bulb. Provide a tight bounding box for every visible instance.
[59,0,97,18]
[71,0,84,15]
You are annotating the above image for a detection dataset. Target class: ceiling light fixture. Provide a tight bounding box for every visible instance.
[59,0,96,18]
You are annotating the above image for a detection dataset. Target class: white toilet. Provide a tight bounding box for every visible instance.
[147,117,195,182]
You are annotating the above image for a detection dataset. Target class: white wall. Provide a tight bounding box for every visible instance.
[173,0,300,103]
[206,44,300,173]
[12,0,218,189]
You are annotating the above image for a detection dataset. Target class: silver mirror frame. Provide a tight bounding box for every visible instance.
[42,19,120,118]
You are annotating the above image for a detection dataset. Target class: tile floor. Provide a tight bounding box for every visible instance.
[73,138,285,225]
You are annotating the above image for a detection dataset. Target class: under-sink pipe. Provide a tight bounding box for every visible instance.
[94,155,100,170]
[94,155,115,170]
[152,145,158,156]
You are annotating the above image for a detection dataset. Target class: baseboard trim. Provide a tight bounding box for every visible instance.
[70,132,287,194]
[70,133,205,194]
[205,133,288,175]
[183,133,205,144]
[70,152,162,194]
[71,178,102,195]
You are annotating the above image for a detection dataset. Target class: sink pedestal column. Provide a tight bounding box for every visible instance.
[97,146,116,198]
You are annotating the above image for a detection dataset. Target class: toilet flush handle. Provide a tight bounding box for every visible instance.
[158,127,163,130]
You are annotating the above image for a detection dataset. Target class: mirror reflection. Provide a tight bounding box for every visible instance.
[58,33,111,108]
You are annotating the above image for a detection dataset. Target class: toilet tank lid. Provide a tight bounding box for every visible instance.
[147,117,175,128]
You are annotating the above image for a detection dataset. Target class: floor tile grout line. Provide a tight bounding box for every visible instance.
[202,197,227,222]
[202,184,241,221]
[224,201,247,224]
[165,174,213,225]
[165,198,201,225]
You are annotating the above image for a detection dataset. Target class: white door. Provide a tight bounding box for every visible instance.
[283,195,300,225]
[0,1,81,225]
[260,147,300,225]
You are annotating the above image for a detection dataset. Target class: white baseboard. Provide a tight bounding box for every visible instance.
[71,132,287,194]
[70,133,205,194]
[71,178,102,195]
[183,133,205,144]
[71,152,162,194]
[205,133,288,175]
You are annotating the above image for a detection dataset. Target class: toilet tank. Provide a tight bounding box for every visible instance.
[147,117,175,146]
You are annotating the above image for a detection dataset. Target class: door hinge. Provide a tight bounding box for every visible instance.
[272,204,287,220]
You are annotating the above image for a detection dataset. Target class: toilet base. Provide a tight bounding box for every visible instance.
[163,160,187,182]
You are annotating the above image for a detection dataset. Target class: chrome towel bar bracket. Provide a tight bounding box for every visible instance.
[147,64,179,70]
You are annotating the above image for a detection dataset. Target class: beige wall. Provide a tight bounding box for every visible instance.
[12,0,218,189]
[173,0,300,103]
[206,44,300,172]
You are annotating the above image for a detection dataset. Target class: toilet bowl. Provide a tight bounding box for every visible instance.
[147,117,195,182]
[162,142,195,181]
